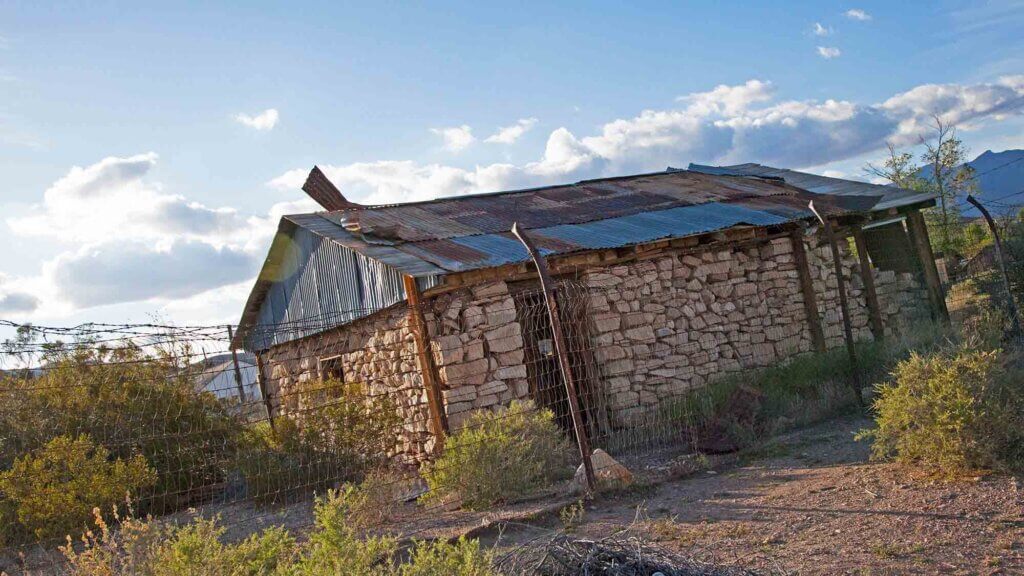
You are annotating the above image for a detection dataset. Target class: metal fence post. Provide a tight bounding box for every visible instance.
[809,202,865,408]
[511,222,596,493]
[966,195,1022,337]
[226,325,248,404]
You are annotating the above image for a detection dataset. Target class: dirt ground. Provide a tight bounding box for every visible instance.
[486,416,1024,575]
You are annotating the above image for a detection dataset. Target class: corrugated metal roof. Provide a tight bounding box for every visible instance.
[686,163,937,211]
[235,168,885,349]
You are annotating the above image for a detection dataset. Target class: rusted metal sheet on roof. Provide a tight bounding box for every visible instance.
[687,163,936,211]
[236,168,885,348]
[337,171,796,244]
[396,200,802,272]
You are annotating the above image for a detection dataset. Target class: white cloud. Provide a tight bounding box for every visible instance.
[7,153,254,249]
[817,46,842,59]
[0,292,38,313]
[50,241,257,308]
[431,124,475,151]
[234,108,279,131]
[812,22,833,36]
[844,9,871,21]
[271,76,1024,207]
[880,75,1024,144]
[0,273,38,314]
[4,153,290,315]
[485,118,538,144]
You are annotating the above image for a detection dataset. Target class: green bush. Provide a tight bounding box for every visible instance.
[63,486,495,576]
[398,537,494,576]
[862,347,1024,476]
[0,343,241,516]
[0,434,156,541]
[420,400,574,510]
[236,378,401,504]
[292,488,399,576]
[146,518,295,576]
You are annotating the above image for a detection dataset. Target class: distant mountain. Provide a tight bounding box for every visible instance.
[919,149,1024,215]
[966,149,1024,206]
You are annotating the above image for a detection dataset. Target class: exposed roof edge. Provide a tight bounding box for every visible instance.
[687,163,938,212]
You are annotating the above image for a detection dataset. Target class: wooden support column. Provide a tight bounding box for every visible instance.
[403,275,449,453]
[789,228,826,353]
[852,227,885,341]
[809,202,864,408]
[905,210,950,325]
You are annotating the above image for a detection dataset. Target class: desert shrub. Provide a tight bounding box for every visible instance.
[63,487,495,575]
[146,518,296,576]
[292,488,398,576]
[420,400,574,510]
[0,435,156,541]
[61,505,167,576]
[399,537,494,576]
[960,302,1012,350]
[63,508,295,576]
[236,378,402,504]
[335,469,404,530]
[862,347,1024,476]
[0,342,241,516]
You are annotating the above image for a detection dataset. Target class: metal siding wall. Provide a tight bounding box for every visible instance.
[248,226,441,350]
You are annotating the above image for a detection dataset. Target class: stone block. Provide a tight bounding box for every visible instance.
[443,386,477,404]
[485,323,523,353]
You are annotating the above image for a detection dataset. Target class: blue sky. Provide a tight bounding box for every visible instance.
[1,0,1023,328]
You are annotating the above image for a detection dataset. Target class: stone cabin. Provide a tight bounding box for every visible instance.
[233,165,945,462]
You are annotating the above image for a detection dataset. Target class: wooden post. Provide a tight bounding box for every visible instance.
[403,275,449,453]
[254,352,275,431]
[511,223,596,493]
[966,195,1022,336]
[905,210,950,325]
[790,228,826,353]
[226,325,248,403]
[852,227,885,341]
[809,203,864,408]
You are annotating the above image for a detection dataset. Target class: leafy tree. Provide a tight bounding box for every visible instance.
[920,117,977,256]
[864,117,978,256]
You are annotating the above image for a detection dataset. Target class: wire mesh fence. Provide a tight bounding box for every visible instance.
[1,207,1022,574]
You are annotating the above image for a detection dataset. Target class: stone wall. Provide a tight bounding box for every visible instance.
[581,235,928,428]
[258,306,434,462]
[422,281,533,432]
[260,232,930,461]
[259,278,534,462]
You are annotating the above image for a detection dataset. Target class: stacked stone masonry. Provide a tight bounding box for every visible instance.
[260,233,929,462]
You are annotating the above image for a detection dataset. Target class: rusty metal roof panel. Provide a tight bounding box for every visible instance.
[687,163,937,211]
[236,168,887,348]
[533,202,791,252]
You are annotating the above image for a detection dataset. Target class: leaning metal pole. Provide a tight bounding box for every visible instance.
[966,195,1023,338]
[511,222,596,493]
[808,202,865,408]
